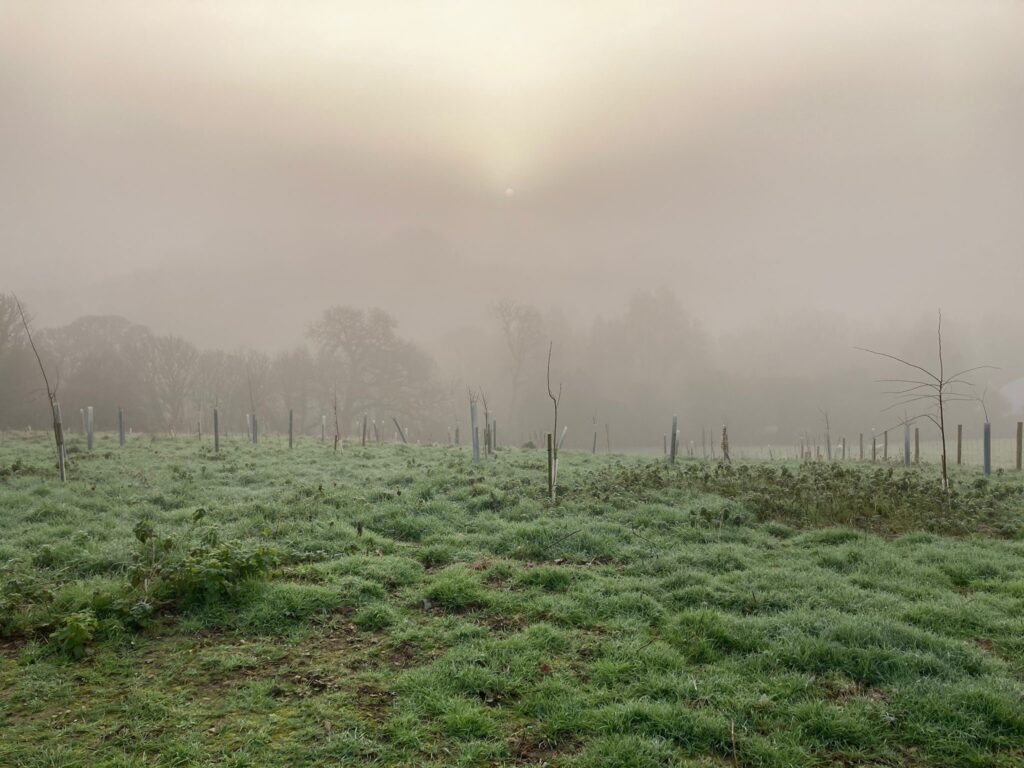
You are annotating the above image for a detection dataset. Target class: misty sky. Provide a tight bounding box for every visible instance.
[2,1,1023,351]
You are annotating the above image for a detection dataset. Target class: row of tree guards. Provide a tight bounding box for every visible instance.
[66,405,493,456]
[17,299,1018,493]
[53,402,1024,480]
[662,415,1024,477]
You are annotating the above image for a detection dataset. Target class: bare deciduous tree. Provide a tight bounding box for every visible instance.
[493,300,543,424]
[140,335,199,433]
[857,311,995,490]
[0,293,25,354]
[310,306,440,434]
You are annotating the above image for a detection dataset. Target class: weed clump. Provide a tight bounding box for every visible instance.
[2,513,275,657]
[354,603,397,631]
[423,566,488,612]
[592,461,1024,537]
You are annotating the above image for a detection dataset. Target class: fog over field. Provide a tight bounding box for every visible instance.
[7,7,1024,766]
[2,1,1023,443]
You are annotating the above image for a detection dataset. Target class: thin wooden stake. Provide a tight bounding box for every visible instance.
[470,400,480,463]
[1017,421,1023,471]
[55,403,66,481]
[547,432,555,501]
[669,415,678,463]
[983,421,992,476]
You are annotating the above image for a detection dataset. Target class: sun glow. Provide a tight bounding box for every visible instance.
[194,1,687,184]
[6,1,991,190]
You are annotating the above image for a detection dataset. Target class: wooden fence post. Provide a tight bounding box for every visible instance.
[957,424,963,465]
[86,406,94,450]
[492,421,497,451]
[903,424,911,467]
[55,403,67,481]
[321,415,326,443]
[470,401,480,463]
[859,433,864,461]
[362,415,368,446]
[669,415,678,463]
[872,435,877,462]
[455,425,460,446]
[914,427,920,464]
[213,408,219,453]
[288,409,294,448]
[841,437,846,460]
[983,422,992,476]
[393,417,408,444]
[118,407,125,447]
[252,414,258,445]
[1017,421,1022,471]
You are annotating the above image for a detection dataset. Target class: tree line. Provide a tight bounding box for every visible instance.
[0,297,444,439]
[1,290,1017,449]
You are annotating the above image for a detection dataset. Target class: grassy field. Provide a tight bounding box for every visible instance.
[1,432,1024,767]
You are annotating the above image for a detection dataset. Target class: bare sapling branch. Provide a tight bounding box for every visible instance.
[15,295,66,480]
[858,311,996,490]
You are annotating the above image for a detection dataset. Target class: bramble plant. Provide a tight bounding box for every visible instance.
[50,609,98,659]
